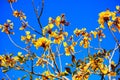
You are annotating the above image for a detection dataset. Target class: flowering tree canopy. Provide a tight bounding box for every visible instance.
[0,0,120,80]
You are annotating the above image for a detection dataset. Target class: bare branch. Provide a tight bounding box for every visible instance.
[10,2,43,36]
[8,34,29,52]
[32,0,44,31]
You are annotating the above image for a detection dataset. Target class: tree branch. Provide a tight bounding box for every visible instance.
[8,34,29,52]
[32,0,44,31]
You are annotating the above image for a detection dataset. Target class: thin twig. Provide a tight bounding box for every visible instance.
[49,48,60,73]
[89,46,103,50]
[32,0,44,30]
[38,0,44,19]
[56,46,62,72]
[8,34,29,52]
[21,19,43,36]
[5,73,11,80]
[10,2,43,36]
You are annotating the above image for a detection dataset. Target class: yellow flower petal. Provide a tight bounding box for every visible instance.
[26,31,30,35]
[116,5,120,10]
[18,52,22,56]
[21,36,26,41]
[63,42,68,47]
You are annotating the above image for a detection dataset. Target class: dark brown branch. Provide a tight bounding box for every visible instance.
[21,19,43,36]
[38,0,44,19]
[32,0,44,31]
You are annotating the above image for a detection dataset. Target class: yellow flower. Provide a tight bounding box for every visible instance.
[55,16,61,27]
[98,10,112,29]
[80,40,83,46]
[72,71,89,80]
[13,10,19,17]
[65,45,75,56]
[83,63,91,71]
[35,78,40,80]
[63,42,68,47]
[19,22,28,30]
[26,35,31,40]
[74,28,81,36]
[101,69,108,75]
[63,32,68,37]
[49,17,52,21]
[13,56,19,61]
[7,19,11,23]
[99,64,108,74]
[80,37,89,48]
[65,47,70,56]
[72,42,77,46]
[91,31,97,38]
[42,71,54,80]
[49,32,57,37]
[100,24,105,29]
[107,21,113,27]
[0,25,2,29]
[54,34,64,44]
[21,36,26,41]
[48,23,54,29]
[34,37,51,50]
[108,72,116,76]
[116,17,120,32]
[21,31,36,44]
[13,10,26,20]
[18,52,22,56]
[116,5,120,10]
[26,31,30,35]
[111,12,116,20]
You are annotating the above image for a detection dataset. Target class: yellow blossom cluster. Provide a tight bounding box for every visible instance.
[48,14,69,27]
[42,14,69,44]
[42,71,55,80]
[74,28,91,48]
[19,22,28,30]
[21,31,36,44]
[98,9,116,29]
[72,70,90,80]
[13,10,26,20]
[0,19,14,34]
[0,4,120,80]
[0,55,16,68]
[33,37,51,50]
[14,52,28,64]
[63,42,77,56]
[98,7,120,32]
[91,29,105,41]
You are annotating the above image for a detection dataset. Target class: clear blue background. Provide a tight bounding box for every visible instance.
[0,0,120,79]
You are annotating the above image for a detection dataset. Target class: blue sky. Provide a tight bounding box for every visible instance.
[0,0,120,79]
